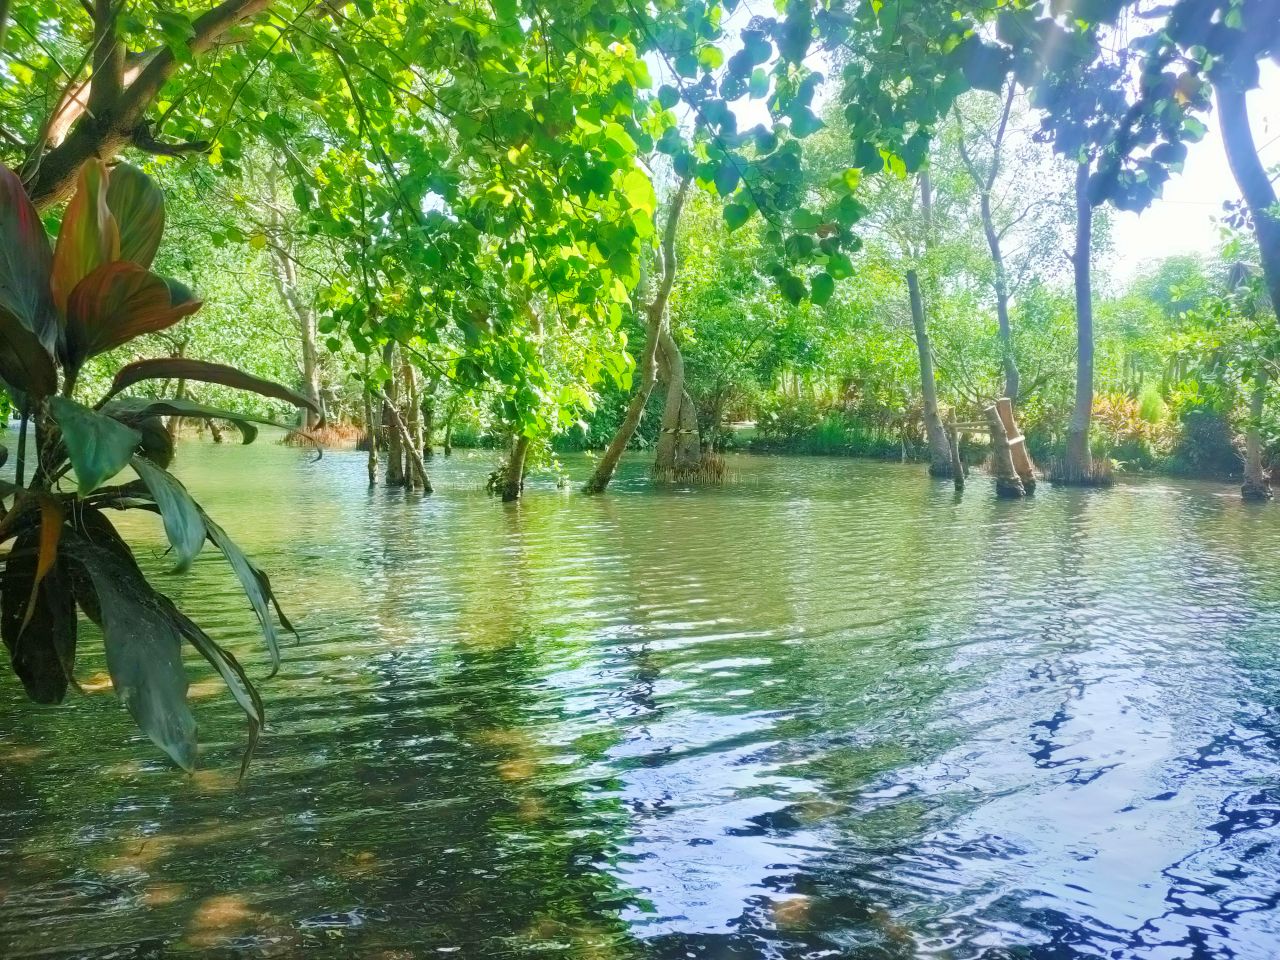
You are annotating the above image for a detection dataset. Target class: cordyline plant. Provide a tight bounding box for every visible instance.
[0,159,317,773]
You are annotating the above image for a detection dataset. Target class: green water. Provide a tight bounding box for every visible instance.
[3,441,1280,958]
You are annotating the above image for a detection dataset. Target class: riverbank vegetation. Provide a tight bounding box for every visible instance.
[1,0,1278,764]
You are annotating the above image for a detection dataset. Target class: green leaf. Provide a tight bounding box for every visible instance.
[778,272,807,304]
[810,272,835,305]
[131,457,206,573]
[713,161,741,196]
[106,164,165,269]
[723,202,751,231]
[749,67,769,99]
[658,84,680,110]
[49,396,142,495]
[201,511,285,675]
[64,529,197,772]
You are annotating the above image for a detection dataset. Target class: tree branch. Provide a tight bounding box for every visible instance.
[89,0,125,114]
[130,122,210,156]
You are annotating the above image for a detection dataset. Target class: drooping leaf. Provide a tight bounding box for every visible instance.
[63,262,202,370]
[63,530,197,771]
[49,396,142,495]
[131,456,205,573]
[102,396,300,444]
[169,609,263,779]
[201,511,282,675]
[0,165,57,350]
[106,163,166,269]
[51,159,120,316]
[106,358,320,415]
[2,526,76,704]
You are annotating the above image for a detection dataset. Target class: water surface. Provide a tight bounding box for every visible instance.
[2,443,1279,958]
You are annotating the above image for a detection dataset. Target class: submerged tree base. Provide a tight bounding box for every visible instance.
[1241,479,1272,502]
[653,455,727,486]
[1046,457,1115,487]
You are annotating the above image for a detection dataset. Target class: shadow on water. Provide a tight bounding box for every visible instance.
[2,444,1279,957]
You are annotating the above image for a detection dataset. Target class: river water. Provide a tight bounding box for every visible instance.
[2,442,1279,958]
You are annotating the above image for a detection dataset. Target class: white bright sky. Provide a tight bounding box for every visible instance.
[1110,63,1279,281]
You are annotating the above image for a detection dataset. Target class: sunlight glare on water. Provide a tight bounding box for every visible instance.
[2,439,1279,958]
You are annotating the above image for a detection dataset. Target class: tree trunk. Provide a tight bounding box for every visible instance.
[380,389,432,493]
[1216,81,1280,327]
[981,191,1019,402]
[402,358,424,489]
[1063,159,1095,483]
[586,177,691,493]
[265,171,323,431]
[1242,373,1271,501]
[382,343,405,487]
[985,404,1026,498]
[502,435,530,502]
[956,86,1020,402]
[906,269,953,476]
[653,325,702,478]
[422,380,436,458]
[363,387,377,486]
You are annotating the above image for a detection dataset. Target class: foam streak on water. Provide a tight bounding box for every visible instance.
[2,444,1279,958]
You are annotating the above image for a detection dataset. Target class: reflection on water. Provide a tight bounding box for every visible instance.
[2,441,1280,958]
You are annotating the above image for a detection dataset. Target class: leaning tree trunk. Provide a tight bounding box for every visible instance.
[653,325,702,478]
[906,269,953,476]
[1242,373,1271,501]
[957,85,1020,402]
[1216,80,1280,327]
[982,192,1019,402]
[1062,159,1095,483]
[502,435,531,502]
[585,177,692,494]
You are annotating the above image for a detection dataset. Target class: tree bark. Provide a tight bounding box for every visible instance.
[265,168,323,430]
[1063,159,1095,482]
[501,435,530,502]
[1242,372,1271,501]
[956,87,1020,401]
[402,357,424,489]
[379,389,432,493]
[382,343,405,487]
[653,326,702,477]
[1215,81,1280,326]
[906,269,953,475]
[585,177,691,493]
[363,387,377,486]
